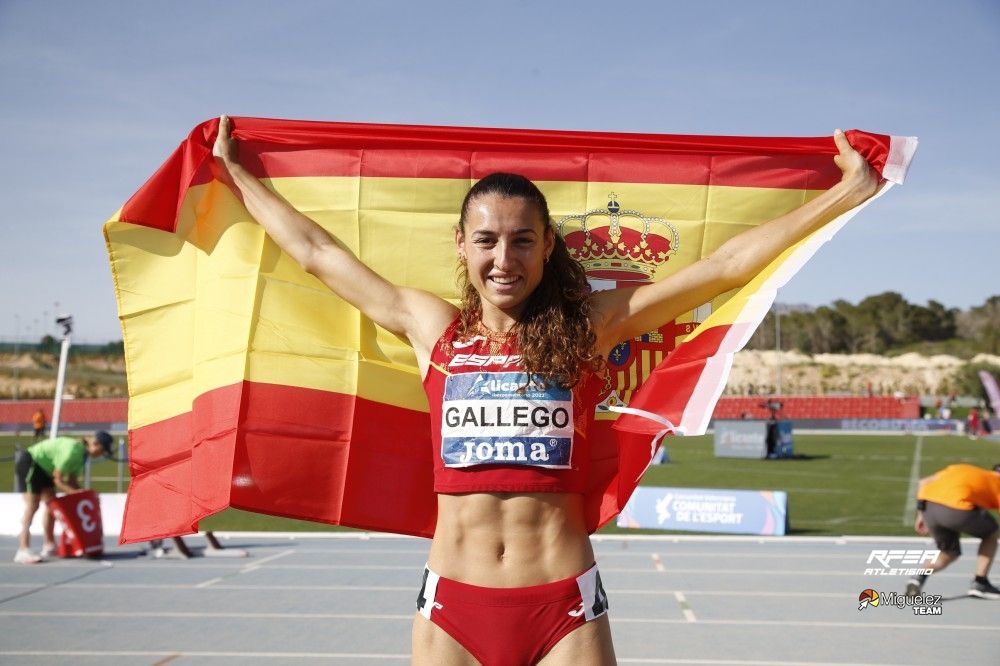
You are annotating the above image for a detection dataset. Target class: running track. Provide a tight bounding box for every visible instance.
[0,533,997,665]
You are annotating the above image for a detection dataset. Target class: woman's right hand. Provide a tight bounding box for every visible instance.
[212,114,238,166]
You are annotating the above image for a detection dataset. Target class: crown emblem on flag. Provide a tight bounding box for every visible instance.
[557,194,679,280]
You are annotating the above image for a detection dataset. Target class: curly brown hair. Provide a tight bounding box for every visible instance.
[454,173,605,389]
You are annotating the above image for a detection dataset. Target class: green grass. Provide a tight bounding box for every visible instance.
[4,432,998,537]
[611,433,1000,537]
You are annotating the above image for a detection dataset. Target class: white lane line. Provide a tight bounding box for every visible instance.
[212,531,942,544]
[636,590,872,598]
[241,548,294,573]
[903,435,924,525]
[8,563,888,575]
[30,562,940,575]
[62,583,414,591]
[269,545,901,558]
[618,657,909,666]
[0,654,915,665]
[192,548,295,585]
[255,547,430,555]
[651,553,665,572]
[613,618,994,631]
[0,651,408,660]
[0,653,910,665]
[20,584,851,598]
[209,531,417,540]
[673,591,696,622]
[0,611,412,620]
[54,573,967,594]
[195,577,224,589]
[0,612,992,632]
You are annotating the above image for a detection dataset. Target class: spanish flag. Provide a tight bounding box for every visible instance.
[105,118,916,542]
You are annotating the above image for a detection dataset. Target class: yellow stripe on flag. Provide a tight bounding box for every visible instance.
[110,176,831,428]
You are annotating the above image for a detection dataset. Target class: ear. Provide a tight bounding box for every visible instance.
[544,225,556,259]
[455,227,466,261]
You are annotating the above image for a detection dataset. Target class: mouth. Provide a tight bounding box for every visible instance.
[487,275,522,292]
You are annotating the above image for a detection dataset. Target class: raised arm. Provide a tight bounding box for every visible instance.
[590,130,879,355]
[211,116,456,360]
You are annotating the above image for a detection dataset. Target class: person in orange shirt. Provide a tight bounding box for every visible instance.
[908,464,1000,599]
[31,410,46,441]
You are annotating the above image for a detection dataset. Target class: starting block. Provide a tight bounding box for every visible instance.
[148,532,247,559]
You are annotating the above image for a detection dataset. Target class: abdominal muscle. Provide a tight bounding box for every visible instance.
[427,492,595,588]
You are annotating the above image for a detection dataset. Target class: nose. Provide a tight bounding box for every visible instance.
[493,240,515,271]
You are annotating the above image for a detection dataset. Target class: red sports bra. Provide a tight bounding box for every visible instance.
[423,319,602,494]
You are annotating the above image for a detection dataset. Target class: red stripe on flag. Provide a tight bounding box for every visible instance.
[121,381,436,543]
[118,118,893,233]
[214,146,846,188]
[229,381,436,538]
[121,378,647,542]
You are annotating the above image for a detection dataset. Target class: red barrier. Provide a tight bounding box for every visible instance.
[48,490,104,557]
[711,395,920,420]
[0,399,127,427]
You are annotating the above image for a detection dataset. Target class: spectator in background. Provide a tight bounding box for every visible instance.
[968,407,981,439]
[31,410,46,441]
[908,463,1000,599]
[13,431,112,564]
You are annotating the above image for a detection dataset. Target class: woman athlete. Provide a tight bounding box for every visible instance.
[213,116,876,665]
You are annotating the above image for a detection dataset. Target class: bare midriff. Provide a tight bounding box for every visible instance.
[428,492,594,588]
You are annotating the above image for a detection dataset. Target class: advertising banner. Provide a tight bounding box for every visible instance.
[618,486,788,535]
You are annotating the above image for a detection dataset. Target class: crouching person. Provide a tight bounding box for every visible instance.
[14,431,112,564]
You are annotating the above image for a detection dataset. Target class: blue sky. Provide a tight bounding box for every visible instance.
[1,0,997,343]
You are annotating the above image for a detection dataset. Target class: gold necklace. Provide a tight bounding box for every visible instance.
[476,321,516,356]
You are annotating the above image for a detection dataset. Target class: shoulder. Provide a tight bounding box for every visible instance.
[429,315,465,358]
[399,288,459,349]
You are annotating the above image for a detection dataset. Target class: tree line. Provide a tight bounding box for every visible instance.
[747,293,1000,356]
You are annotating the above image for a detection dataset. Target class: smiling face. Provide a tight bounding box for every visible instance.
[456,193,555,329]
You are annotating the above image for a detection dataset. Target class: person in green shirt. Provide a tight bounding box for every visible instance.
[14,431,113,564]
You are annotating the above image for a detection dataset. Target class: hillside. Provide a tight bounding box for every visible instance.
[3,349,998,400]
[727,350,1000,397]
[0,352,127,399]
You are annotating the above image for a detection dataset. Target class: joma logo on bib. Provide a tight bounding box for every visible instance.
[441,372,574,469]
[447,437,565,465]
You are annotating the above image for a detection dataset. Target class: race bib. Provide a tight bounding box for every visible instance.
[440,372,574,468]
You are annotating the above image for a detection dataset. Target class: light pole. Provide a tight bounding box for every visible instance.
[49,315,73,438]
[13,314,20,401]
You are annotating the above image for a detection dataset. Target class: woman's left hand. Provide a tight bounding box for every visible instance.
[833,129,879,207]
[213,115,239,166]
